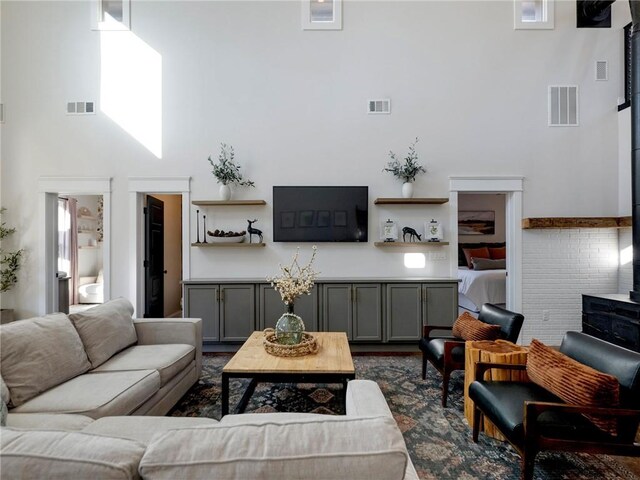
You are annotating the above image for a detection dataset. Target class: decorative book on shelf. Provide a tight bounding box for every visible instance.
[192,200,266,206]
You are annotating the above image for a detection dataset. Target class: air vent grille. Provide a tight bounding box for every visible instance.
[66,101,96,115]
[595,61,608,81]
[368,99,391,115]
[548,86,578,126]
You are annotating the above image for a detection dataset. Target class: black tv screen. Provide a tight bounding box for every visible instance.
[273,186,368,242]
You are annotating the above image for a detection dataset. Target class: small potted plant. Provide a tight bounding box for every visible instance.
[383,137,426,198]
[208,143,255,200]
[1,208,24,324]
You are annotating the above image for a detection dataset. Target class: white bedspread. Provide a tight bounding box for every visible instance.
[457,267,506,310]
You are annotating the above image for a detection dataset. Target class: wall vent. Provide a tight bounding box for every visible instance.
[66,101,96,115]
[548,86,578,126]
[368,99,391,115]
[595,60,608,81]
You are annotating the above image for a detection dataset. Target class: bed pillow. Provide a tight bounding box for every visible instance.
[462,247,490,269]
[471,258,506,270]
[489,246,506,260]
[526,339,620,435]
[452,312,502,341]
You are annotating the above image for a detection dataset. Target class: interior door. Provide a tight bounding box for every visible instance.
[144,195,164,317]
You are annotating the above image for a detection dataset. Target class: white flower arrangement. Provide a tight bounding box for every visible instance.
[268,246,319,306]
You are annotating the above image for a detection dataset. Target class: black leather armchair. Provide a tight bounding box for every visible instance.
[469,332,640,480]
[419,303,524,407]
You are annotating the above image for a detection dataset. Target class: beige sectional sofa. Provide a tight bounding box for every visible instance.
[0,299,418,479]
[0,298,202,422]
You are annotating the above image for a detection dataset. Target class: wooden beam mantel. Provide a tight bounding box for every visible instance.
[522,217,632,229]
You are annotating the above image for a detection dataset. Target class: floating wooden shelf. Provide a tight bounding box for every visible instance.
[374,241,449,247]
[192,200,267,206]
[191,242,265,248]
[374,198,449,205]
[522,217,632,229]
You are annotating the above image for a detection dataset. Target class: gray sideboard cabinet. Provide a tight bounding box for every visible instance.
[183,284,220,342]
[320,283,383,342]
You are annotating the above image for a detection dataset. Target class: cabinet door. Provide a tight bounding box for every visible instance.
[352,284,383,341]
[321,284,352,339]
[258,284,318,331]
[386,284,423,341]
[219,284,255,341]
[423,283,458,333]
[184,285,219,342]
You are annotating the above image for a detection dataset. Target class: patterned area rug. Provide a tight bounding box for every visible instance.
[169,354,638,480]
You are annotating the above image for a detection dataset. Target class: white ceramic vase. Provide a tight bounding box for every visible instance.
[402,182,414,199]
[219,184,231,201]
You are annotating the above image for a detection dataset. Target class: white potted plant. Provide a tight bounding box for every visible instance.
[1,208,23,324]
[208,143,255,200]
[383,137,426,198]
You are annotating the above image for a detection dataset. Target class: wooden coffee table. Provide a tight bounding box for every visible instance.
[221,331,355,416]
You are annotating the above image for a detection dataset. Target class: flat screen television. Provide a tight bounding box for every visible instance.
[273,186,368,242]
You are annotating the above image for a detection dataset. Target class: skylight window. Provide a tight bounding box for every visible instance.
[514,0,554,29]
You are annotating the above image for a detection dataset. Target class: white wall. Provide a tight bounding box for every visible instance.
[0,1,632,320]
[458,193,506,243]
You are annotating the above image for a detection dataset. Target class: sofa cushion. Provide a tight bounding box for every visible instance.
[91,344,195,387]
[10,370,160,419]
[420,338,465,367]
[1,313,92,406]
[0,428,145,480]
[7,413,94,430]
[82,416,217,444]
[69,298,137,368]
[139,416,409,480]
[220,412,321,426]
[527,339,620,435]
[452,311,502,341]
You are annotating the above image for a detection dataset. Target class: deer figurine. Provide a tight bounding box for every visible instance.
[402,226,422,242]
[247,219,263,244]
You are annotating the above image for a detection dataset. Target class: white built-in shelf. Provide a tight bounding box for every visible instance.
[78,229,97,233]
[192,200,267,206]
[77,215,97,220]
[374,241,449,248]
[191,242,265,248]
[374,198,449,205]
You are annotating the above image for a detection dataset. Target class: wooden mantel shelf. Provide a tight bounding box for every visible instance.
[522,217,632,229]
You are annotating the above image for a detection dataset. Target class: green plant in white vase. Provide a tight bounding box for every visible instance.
[208,143,255,201]
[1,208,24,324]
[383,137,426,198]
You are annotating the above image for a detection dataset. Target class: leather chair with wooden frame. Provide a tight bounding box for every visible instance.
[419,303,524,407]
[469,331,640,480]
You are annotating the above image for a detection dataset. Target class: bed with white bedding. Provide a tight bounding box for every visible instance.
[457,266,506,313]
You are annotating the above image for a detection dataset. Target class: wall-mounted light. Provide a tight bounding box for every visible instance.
[404,253,426,269]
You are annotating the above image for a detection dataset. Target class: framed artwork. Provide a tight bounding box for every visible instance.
[334,210,347,227]
[301,0,342,30]
[317,210,331,227]
[280,211,295,229]
[458,211,496,235]
[299,210,315,228]
[91,0,130,31]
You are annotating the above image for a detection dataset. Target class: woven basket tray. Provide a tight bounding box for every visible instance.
[263,329,319,357]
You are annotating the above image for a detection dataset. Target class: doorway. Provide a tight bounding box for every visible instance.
[144,194,183,318]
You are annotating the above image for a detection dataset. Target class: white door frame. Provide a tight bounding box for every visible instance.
[128,177,191,317]
[449,176,524,314]
[38,177,112,315]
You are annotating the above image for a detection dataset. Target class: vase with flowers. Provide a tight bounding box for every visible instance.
[383,137,426,198]
[208,143,255,200]
[267,246,319,345]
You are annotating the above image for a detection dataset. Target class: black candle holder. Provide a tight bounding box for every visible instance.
[195,209,201,244]
[202,215,208,243]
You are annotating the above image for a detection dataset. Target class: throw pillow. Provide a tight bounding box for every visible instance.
[471,258,506,270]
[452,312,502,341]
[0,313,91,407]
[526,339,620,435]
[69,298,137,368]
[462,247,490,269]
[489,246,506,260]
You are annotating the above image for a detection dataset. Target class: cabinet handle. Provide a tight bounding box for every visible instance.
[353,286,357,303]
[220,289,225,302]
[215,290,220,302]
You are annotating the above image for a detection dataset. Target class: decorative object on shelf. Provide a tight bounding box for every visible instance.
[78,206,92,217]
[96,196,104,242]
[208,143,255,201]
[382,219,398,242]
[195,209,201,244]
[202,215,208,244]
[207,229,246,243]
[267,246,319,345]
[1,208,23,324]
[402,226,422,242]
[263,328,319,357]
[426,219,443,242]
[247,219,263,243]
[383,137,426,198]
